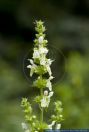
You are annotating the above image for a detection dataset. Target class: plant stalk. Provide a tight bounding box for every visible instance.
[40,88,44,123]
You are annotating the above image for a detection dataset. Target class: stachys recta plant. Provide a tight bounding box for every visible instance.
[21,20,64,132]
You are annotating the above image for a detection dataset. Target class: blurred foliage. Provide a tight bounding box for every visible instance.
[54,53,89,128]
[0,0,89,132]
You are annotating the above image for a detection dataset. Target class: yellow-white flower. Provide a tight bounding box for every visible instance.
[48,121,55,129]
[46,79,52,91]
[39,47,48,54]
[33,49,40,59]
[46,65,52,76]
[38,36,44,44]
[41,96,49,107]
[45,59,54,76]
[27,59,37,76]
[47,59,53,66]
[46,76,54,91]
[48,91,54,97]
[40,54,46,65]
[33,46,48,61]
[41,91,53,108]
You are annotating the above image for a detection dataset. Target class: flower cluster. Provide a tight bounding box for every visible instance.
[21,20,64,132]
[27,20,54,108]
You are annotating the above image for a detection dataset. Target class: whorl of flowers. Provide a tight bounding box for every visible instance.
[21,20,64,132]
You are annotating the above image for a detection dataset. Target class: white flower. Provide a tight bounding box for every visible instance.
[27,59,37,76]
[33,46,48,60]
[38,36,44,44]
[41,91,53,108]
[48,91,54,98]
[27,65,31,68]
[27,59,34,67]
[46,76,54,91]
[49,76,54,80]
[39,47,48,54]
[40,55,46,65]
[29,59,33,64]
[22,122,28,130]
[27,59,33,68]
[40,97,46,107]
[44,59,53,76]
[41,96,50,107]
[56,123,61,129]
[48,121,55,129]
[48,124,52,129]
[47,59,53,66]
[51,121,56,125]
[46,65,52,76]
[33,49,40,59]
[46,79,52,91]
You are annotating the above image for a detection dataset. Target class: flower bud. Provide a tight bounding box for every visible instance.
[44,90,48,96]
[38,36,44,43]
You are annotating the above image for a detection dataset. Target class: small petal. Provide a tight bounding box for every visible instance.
[41,96,50,108]
[51,121,56,126]
[48,121,55,129]
[38,36,44,43]
[46,65,52,76]
[30,68,34,77]
[33,49,40,59]
[41,97,47,107]
[40,55,46,65]
[48,91,54,97]
[47,59,53,65]
[49,76,54,80]
[39,47,48,54]
[27,65,31,68]
[46,79,52,91]
[30,59,34,64]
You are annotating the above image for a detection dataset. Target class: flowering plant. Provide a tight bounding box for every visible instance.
[21,20,64,132]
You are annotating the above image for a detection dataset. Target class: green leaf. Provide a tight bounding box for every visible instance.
[35,65,47,75]
[34,96,42,103]
[33,78,47,89]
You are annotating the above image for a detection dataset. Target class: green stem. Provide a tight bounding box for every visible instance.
[40,88,44,123]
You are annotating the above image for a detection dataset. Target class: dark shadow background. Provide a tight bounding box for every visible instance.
[0,0,89,131]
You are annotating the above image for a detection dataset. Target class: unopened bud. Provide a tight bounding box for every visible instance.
[38,36,44,43]
[44,90,48,96]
